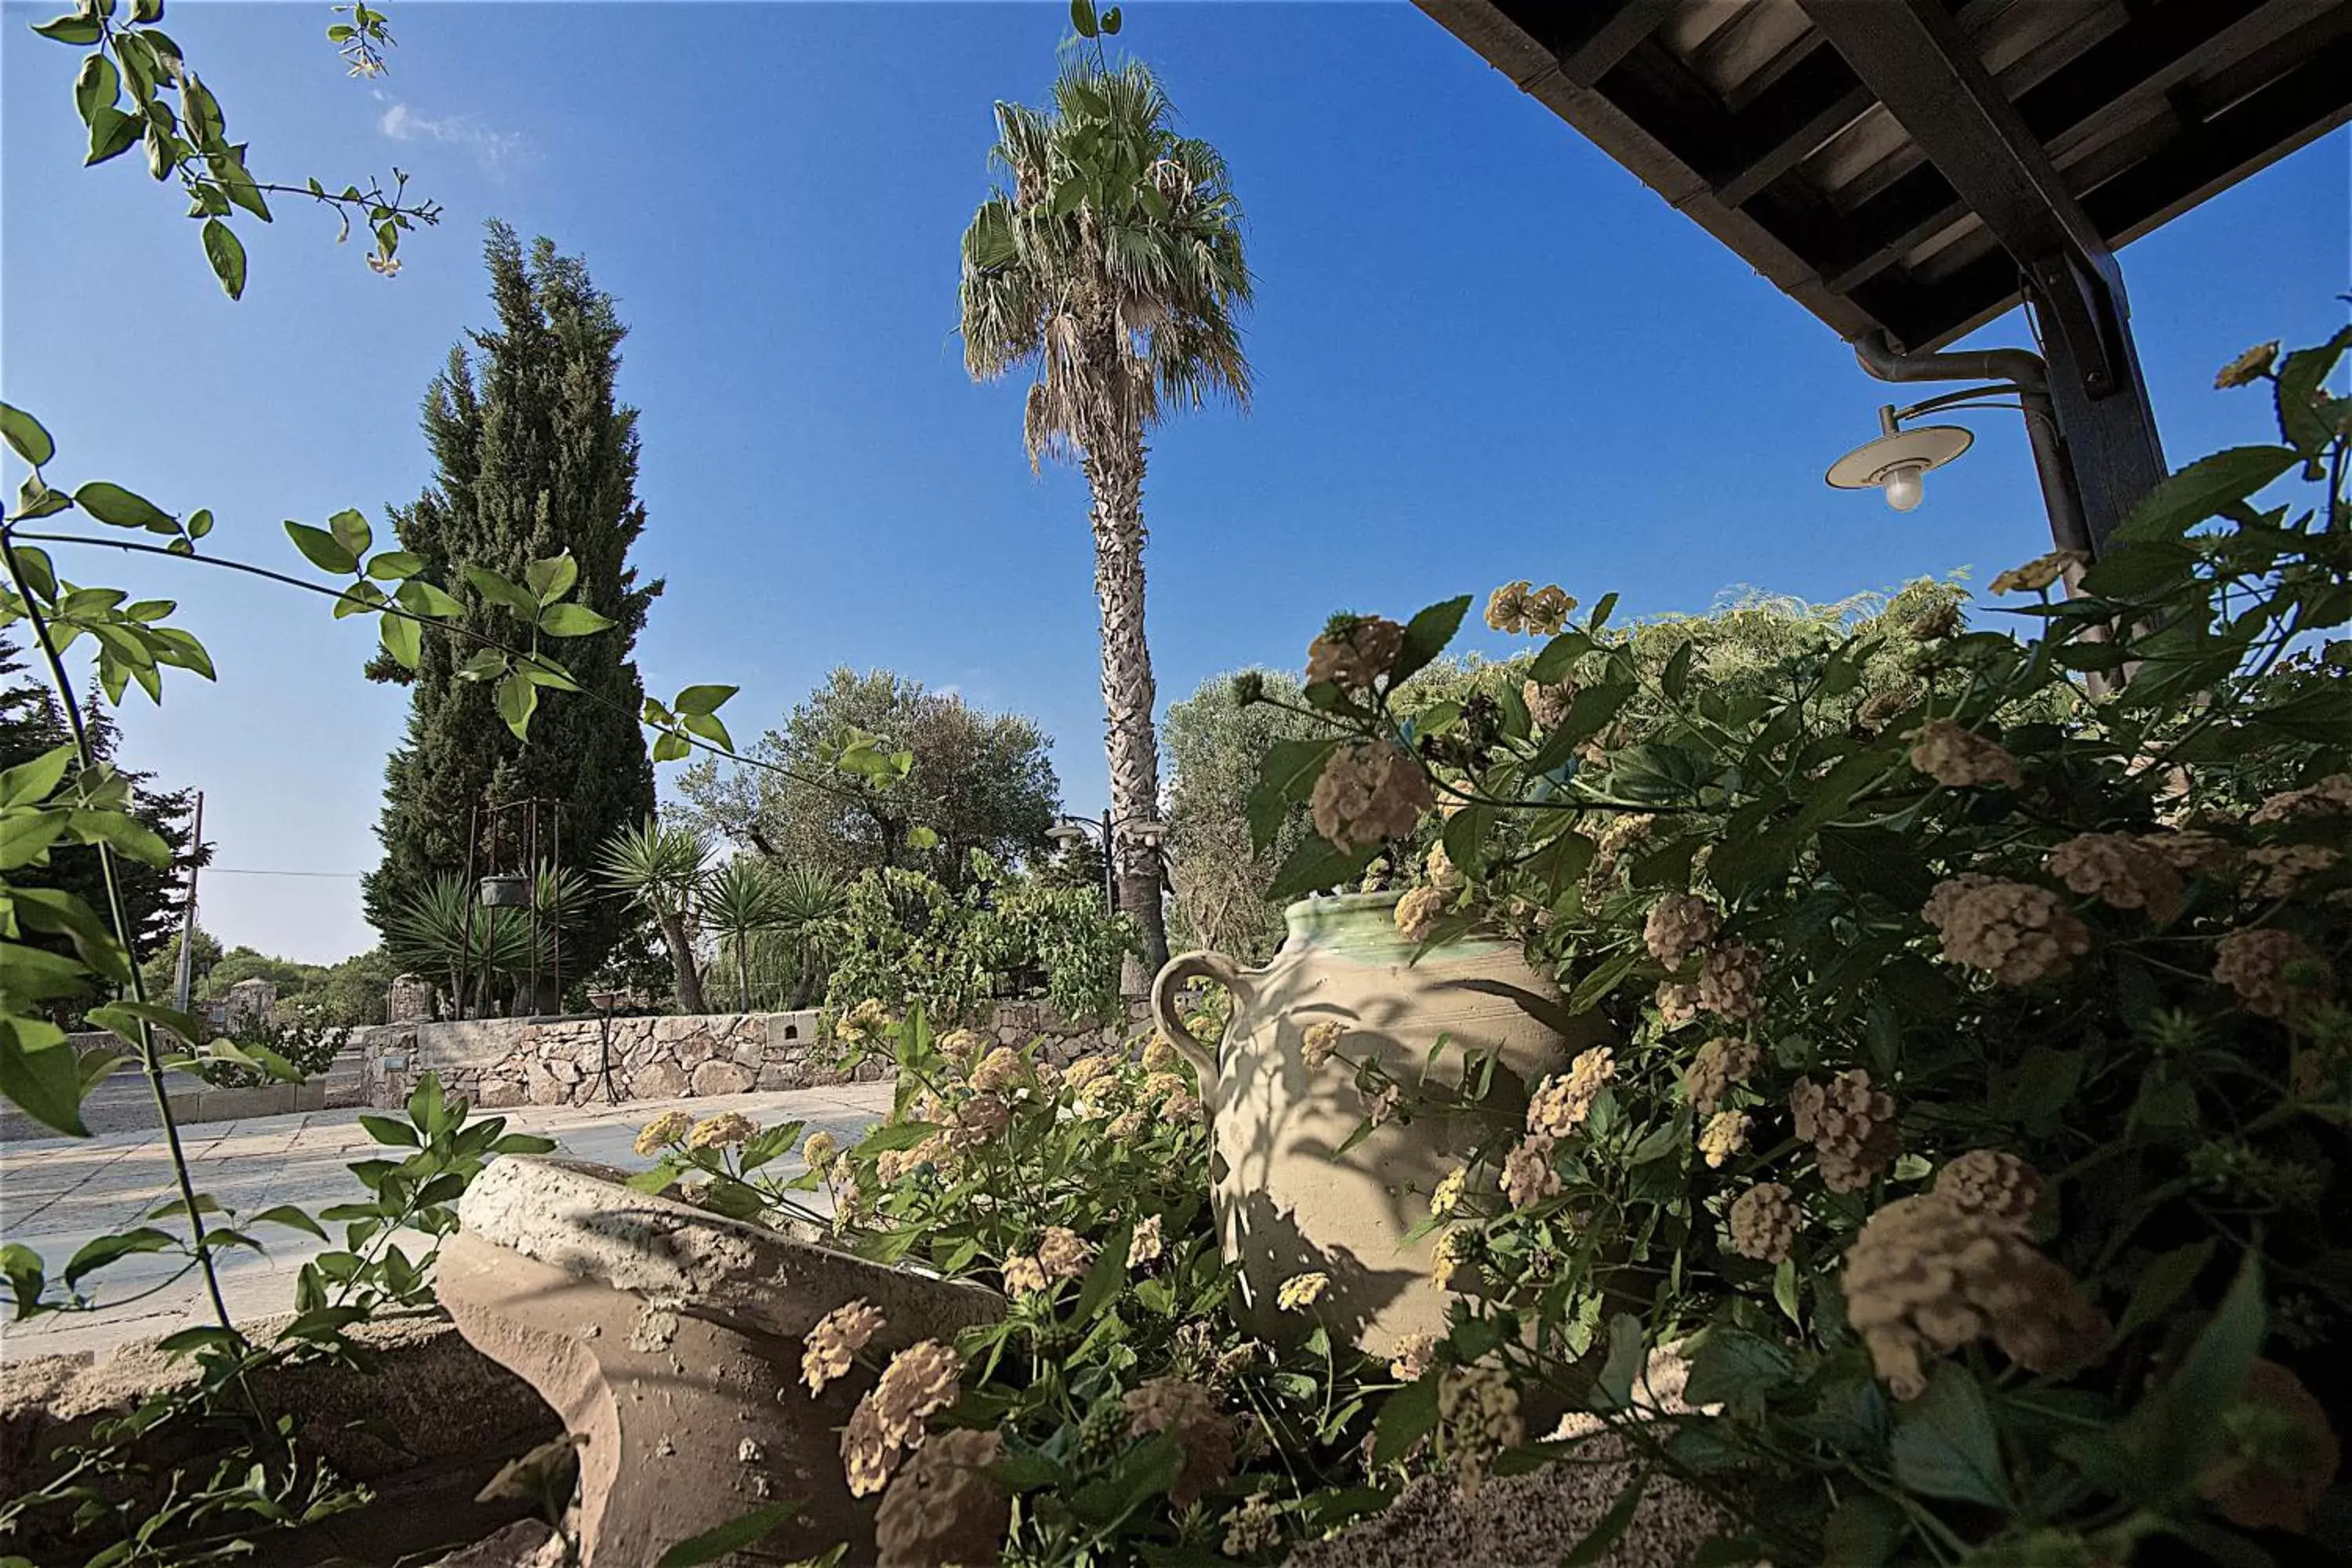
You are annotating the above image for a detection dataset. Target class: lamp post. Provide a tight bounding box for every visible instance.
[1047,810,1169,919]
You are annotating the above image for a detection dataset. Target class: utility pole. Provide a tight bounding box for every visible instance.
[172,790,204,1013]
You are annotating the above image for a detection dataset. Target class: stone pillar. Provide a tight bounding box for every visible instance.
[388,973,437,1024]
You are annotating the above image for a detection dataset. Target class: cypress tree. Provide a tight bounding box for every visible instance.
[363,222,659,983]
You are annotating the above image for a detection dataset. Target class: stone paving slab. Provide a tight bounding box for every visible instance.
[0,1082,893,1365]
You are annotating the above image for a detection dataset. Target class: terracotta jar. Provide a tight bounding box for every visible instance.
[1150,891,1602,1357]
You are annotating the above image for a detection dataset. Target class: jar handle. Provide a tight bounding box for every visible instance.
[1149,951,1243,1081]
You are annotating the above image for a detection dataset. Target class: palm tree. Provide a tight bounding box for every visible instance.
[593,818,712,1014]
[959,56,1251,989]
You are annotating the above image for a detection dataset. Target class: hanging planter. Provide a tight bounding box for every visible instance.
[479,873,532,909]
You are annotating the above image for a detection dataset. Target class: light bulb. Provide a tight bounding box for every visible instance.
[1881,463,1926,512]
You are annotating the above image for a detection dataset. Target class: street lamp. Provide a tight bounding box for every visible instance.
[1048,811,1168,917]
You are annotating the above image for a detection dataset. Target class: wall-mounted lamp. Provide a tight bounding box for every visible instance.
[1826,403,1976,513]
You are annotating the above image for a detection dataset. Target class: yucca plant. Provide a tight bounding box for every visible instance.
[772,862,848,1007]
[593,818,713,1013]
[387,873,540,1017]
[702,856,789,1012]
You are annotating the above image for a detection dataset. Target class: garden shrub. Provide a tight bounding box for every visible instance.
[677,325,2349,1566]
[823,853,1139,1030]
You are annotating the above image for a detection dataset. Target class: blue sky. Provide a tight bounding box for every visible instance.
[4,2,2347,963]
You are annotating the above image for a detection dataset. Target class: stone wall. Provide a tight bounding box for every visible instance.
[353,1001,1149,1109]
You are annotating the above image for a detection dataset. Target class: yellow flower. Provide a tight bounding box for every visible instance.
[1989,548,2089,595]
[688,1112,758,1150]
[1394,884,1446,942]
[1038,1226,1094,1280]
[1300,1019,1345,1070]
[1127,1214,1164,1269]
[1275,1272,1329,1310]
[802,1298,884,1396]
[801,1129,839,1170]
[1430,1166,1467,1218]
[633,1110,693,1156]
[1002,1254,1048,1295]
[1432,1227,1469,1290]
[1499,1134,1560,1208]
[1697,1110,1751,1169]
[971,1046,1024,1093]
[1388,1331,1437,1382]
[1142,1034,1178,1073]
[2214,340,2280,389]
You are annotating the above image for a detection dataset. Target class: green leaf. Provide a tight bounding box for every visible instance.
[495,672,540,739]
[248,1204,328,1242]
[854,1120,944,1156]
[1265,835,1380,904]
[463,564,541,620]
[673,684,737,717]
[1247,736,1338,856]
[1372,1373,1439,1465]
[332,580,386,620]
[87,1000,207,1049]
[1099,5,1121,33]
[2124,1250,2264,1494]
[154,1325,245,1356]
[0,743,74,809]
[1820,1495,1905,1566]
[1592,1312,1645,1410]
[536,602,615,637]
[1658,640,1695,701]
[184,506,212,540]
[366,550,425,580]
[285,521,358,575]
[1069,0,1098,38]
[326,507,372,561]
[1682,1328,1795,1410]
[394,579,464,619]
[358,1113,418,1148]
[200,217,245,299]
[0,1020,90,1138]
[1528,629,1593,684]
[2274,326,2351,455]
[1889,1364,2009,1507]
[1391,595,1472,688]
[452,648,509,682]
[1,402,56,468]
[653,1500,805,1567]
[64,1227,176,1287]
[31,13,104,44]
[378,613,421,672]
[73,53,119,121]
[85,104,140,165]
[652,731,691,764]
[524,553,579,604]
[2113,445,2298,544]
[2111,1238,2216,1346]
[74,481,173,532]
[906,824,940,849]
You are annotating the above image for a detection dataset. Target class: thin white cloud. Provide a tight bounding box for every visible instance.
[376,98,528,176]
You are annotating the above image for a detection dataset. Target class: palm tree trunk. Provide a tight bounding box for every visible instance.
[1082,426,1171,995]
[655,907,707,1014]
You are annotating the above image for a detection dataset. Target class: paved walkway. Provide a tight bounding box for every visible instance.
[0,1082,893,1365]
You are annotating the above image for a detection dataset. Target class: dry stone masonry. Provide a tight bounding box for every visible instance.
[353,1003,1145,1109]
